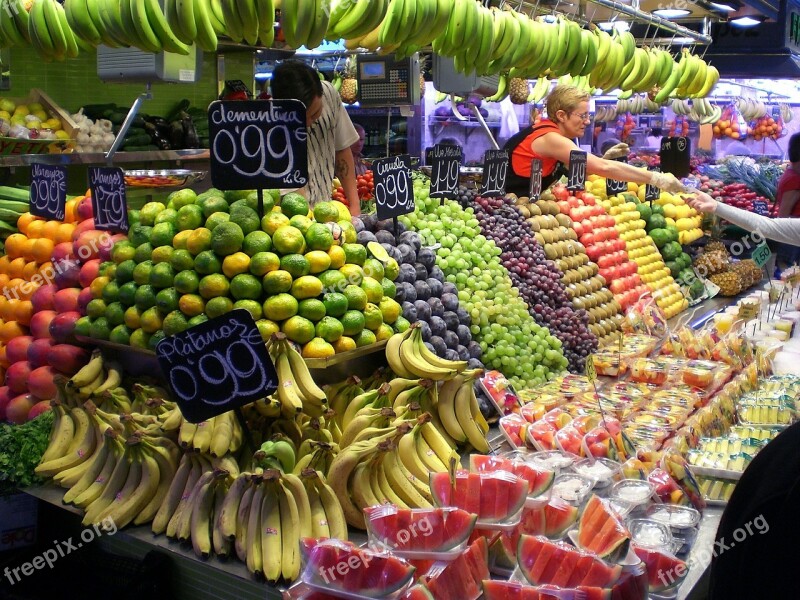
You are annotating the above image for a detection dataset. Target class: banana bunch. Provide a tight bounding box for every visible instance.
[485,74,508,103]
[293,439,337,476]
[0,0,31,49]
[589,28,636,93]
[255,436,297,472]
[736,97,768,122]
[617,95,659,116]
[779,103,794,123]
[688,99,723,125]
[673,49,719,99]
[65,350,126,401]
[386,325,467,381]
[279,0,330,50]
[526,77,551,104]
[365,0,453,58]
[671,98,692,116]
[331,0,389,50]
[436,368,490,452]
[177,411,243,457]
[214,0,272,47]
[267,333,328,419]
[25,0,80,60]
[595,105,618,123]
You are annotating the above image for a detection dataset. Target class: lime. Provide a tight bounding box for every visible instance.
[223,190,252,204]
[212,222,245,255]
[194,250,222,275]
[280,192,310,218]
[316,316,344,343]
[105,302,126,327]
[230,198,258,212]
[102,281,120,304]
[99,261,117,279]
[134,242,154,264]
[338,220,357,244]
[150,222,176,247]
[367,241,390,262]
[205,212,231,231]
[116,259,136,284]
[273,225,307,255]
[151,245,174,265]
[229,205,260,235]
[187,228,213,255]
[205,296,234,318]
[178,294,206,317]
[317,269,347,293]
[393,316,411,333]
[129,328,151,349]
[156,287,180,313]
[322,292,348,318]
[132,260,153,286]
[128,224,153,247]
[174,270,200,294]
[341,310,366,336]
[289,215,313,234]
[262,212,290,235]
[262,270,293,295]
[187,315,209,327]
[88,317,111,340]
[298,298,326,321]
[86,298,107,319]
[305,223,334,251]
[154,208,178,225]
[250,252,281,276]
[172,230,192,250]
[109,324,132,345]
[313,201,341,223]
[339,264,364,286]
[149,263,175,288]
[167,188,197,209]
[118,281,138,307]
[343,285,367,311]
[354,329,377,347]
[243,231,272,256]
[124,306,143,330]
[199,273,230,299]
[163,311,189,336]
[135,285,158,310]
[380,278,396,299]
[198,195,229,218]
[361,277,385,304]
[256,319,281,341]
[253,190,275,212]
[280,254,310,278]
[342,243,367,265]
[282,315,316,344]
[333,336,357,353]
[230,274,263,300]
[148,331,166,352]
[263,293,299,321]
[383,258,400,281]
[375,323,394,341]
[222,252,251,278]
[328,246,346,269]
[234,299,263,320]
[140,307,164,334]
[170,249,195,271]
[111,241,136,264]
[379,297,401,324]
[304,250,332,274]
[362,258,385,281]
[302,337,335,358]
[291,275,323,300]
[128,209,141,226]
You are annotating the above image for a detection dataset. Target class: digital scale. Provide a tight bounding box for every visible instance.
[356,54,420,107]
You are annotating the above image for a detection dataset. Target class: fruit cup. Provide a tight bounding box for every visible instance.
[572,457,623,489]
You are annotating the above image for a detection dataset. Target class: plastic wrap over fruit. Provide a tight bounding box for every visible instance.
[622,294,668,340]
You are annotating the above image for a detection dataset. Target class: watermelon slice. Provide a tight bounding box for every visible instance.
[583,426,619,460]
[303,539,415,597]
[543,497,579,538]
[632,544,688,592]
[577,495,631,563]
[430,470,528,524]
[517,535,622,589]
[470,454,556,498]
[500,414,529,448]
[483,580,607,600]
[423,537,489,600]
[402,583,435,599]
[608,565,649,600]
[365,506,477,554]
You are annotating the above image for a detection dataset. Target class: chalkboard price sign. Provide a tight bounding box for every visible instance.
[645,168,661,203]
[660,136,691,178]
[754,200,770,216]
[208,100,309,190]
[480,149,509,197]
[156,309,278,423]
[30,163,66,221]
[529,158,543,200]
[605,156,628,197]
[373,154,415,220]
[567,150,587,191]
[89,167,129,233]
[429,144,462,200]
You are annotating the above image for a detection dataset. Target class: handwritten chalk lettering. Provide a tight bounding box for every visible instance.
[529,158,543,200]
[567,150,587,191]
[480,149,509,197]
[89,167,128,233]
[430,144,462,199]
[30,163,67,221]
[373,154,415,220]
[646,168,660,202]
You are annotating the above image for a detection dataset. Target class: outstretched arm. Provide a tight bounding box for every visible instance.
[335,148,360,216]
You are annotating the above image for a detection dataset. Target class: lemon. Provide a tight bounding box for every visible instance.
[150,222,176,247]
[167,188,197,209]
[375,323,394,341]
[343,285,367,310]
[198,195,229,218]
[111,241,136,264]
[313,201,341,223]
[139,202,166,226]
[302,337,336,359]
[354,329,377,347]
[172,230,192,250]
[163,311,189,336]
[273,225,307,254]
[174,270,200,294]
[291,275,323,300]
[134,285,158,310]
[124,306,143,330]
[170,249,195,272]
[362,258,385,281]
[116,260,136,284]
[134,243,154,264]
[151,245,174,265]
[129,328,151,349]
[282,315,316,344]
[339,264,364,287]
[289,215,313,234]
[316,316,344,343]
[187,228,213,255]
[280,254,310,278]
[332,336,357,353]
[86,299,107,319]
[328,246,346,269]
[230,205,261,235]
[199,273,230,299]
[150,263,176,288]
[305,251,332,274]
[155,208,178,225]
[140,307,164,334]
[322,292,348,318]
[342,243,367,266]
[256,319,281,341]
[338,220,357,244]
[298,298,326,321]
[222,252,251,278]
[360,277,385,304]
[262,270,293,295]
[118,281,138,306]
[263,293,299,321]
[133,261,154,285]
[109,324,132,345]
[379,297,401,324]
[234,299,263,320]
[156,287,180,313]
[393,316,410,333]
[363,302,384,331]
[262,212,290,235]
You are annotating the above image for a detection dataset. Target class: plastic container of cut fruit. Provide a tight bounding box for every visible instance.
[528,449,578,474]
[737,403,795,426]
[611,479,656,510]
[682,362,717,388]
[592,350,629,377]
[604,380,651,398]
[632,411,685,431]
[499,413,532,449]
[628,518,674,552]
[627,358,670,386]
[527,419,559,451]
[645,504,701,555]
[364,505,475,560]
[551,472,594,506]
[572,457,623,489]
[470,453,555,510]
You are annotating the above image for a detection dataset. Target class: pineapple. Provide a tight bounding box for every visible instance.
[339,58,358,105]
[509,77,529,105]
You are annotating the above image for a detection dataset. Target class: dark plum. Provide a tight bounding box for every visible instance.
[468,341,482,359]
[375,230,396,245]
[468,358,485,371]
[413,280,431,301]
[418,321,432,342]
[397,281,416,303]
[443,311,460,331]
[424,342,436,354]
[356,231,377,245]
[430,335,448,357]
[456,325,472,346]
[456,345,470,362]
[383,244,403,263]
[402,302,417,322]
[456,308,471,326]
[414,263,428,281]
[398,244,416,265]
[426,278,443,298]
[352,217,365,233]
[443,330,460,350]
[399,231,421,251]
[430,265,445,282]
[445,349,461,362]
[360,214,377,230]
[441,293,460,312]
[429,316,447,338]
[417,247,437,271]
[427,297,444,318]
[442,282,458,296]
[398,263,417,284]
[413,300,432,322]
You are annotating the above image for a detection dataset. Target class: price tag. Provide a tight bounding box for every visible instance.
[156,309,278,423]
[754,200,769,216]
[429,144,462,200]
[645,167,660,203]
[567,150,587,191]
[659,136,691,178]
[479,149,509,197]
[586,355,596,382]
[529,158,543,200]
[30,163,66,221]
[739,300,759,320]
[605,156,628,197]
[772,105,781,120]
[373,154,414,220]
[208,100,309,190]
[752,242,772,268]
[88,167,129,233]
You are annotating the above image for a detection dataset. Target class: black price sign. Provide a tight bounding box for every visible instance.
[373,154,414,220]
[156,309,278,423]
[645,167,661,203]
[30,163,66,221]
[480,149,509,197]
[208,100,309,190]
[429,144,462,200]
[529,158,543,200]
[605,156,628,197]
[754,200,769,216]
[89,167,128,233]
[659,136,691,178]
[567,150,587,191]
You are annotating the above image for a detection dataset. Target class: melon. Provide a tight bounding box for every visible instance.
[365,506,476,553]
[422,537,489,600]
[632,544,688,592]
[402,584,434,599]
[470,454,555,498]
[430,470,528,524]
[517,535,622,588]
[482,580,613,600]
[577,495,631,562]
[542,497,579,538]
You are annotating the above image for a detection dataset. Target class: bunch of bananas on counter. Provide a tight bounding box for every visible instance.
[386,325,468,381]
[267,333,328,419]
[436,368,490,453]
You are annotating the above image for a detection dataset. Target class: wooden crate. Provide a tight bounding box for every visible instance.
[0,88,78,155]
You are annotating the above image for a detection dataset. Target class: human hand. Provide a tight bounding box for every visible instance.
[602,142,630,160]
[687,191,718,214]
[650,172,686,194]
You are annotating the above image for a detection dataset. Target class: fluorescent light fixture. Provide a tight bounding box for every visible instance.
[598,21,630,31]
[294,39,347,55]
[653,8,691,18]
[730,16,762,26]
[709,2,737,11]
[542,14,557,23]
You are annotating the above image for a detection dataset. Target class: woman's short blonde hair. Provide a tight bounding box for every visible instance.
[546,85,591,122]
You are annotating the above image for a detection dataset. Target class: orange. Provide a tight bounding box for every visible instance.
[37,261,53,279]
[16,213,39,235]
[0,344,8,369]
[5,280,23,302]
[22,261,38,281]
[0,256,10,275]
[31,238,54,263]
[2,298,18,322]
[0,297,7,318]
[0,274,9,290]
[26,220,44,239]
[4,234,27,259]
[8,258,26,279]
[0,321,25,343]
[41,220,60,241]
[21,238,36,261]
[55,223,75,244]
[64,199,78,223]
[14,300,32,326]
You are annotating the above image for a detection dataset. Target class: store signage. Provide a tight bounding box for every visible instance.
[567,150,587,191]
[429,144,462,200]
[207,100,309,190]
[645,168,661,203]
[88,167,129,233]
[30,163,66,221]
[480,149,509,197]
[752,242,772,268]
[605,156,628,197]
[529,158,543,200]
[659,137,691,178]
[373,154,415,220]
[754,200,770,216]
[156,309,278,423]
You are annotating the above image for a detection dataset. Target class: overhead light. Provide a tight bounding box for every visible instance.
[730,16,762,27]
[671,36,699,44]
[653,8,691,18]
[598,21,630,31]
[709,2,737,11]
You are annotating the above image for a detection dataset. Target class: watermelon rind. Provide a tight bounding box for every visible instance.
[516,534,623,589]
[632,543,689,592]
[577,495,632,563]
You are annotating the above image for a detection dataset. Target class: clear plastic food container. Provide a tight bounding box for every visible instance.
[628,518,674,551]
[627,358,669,386]
[551,473,594,506]
[572,457,623,488]
[611,479,656,508]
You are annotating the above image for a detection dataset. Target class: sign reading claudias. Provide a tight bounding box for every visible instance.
[373,154,415,220]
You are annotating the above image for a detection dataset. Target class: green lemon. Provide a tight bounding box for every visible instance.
[89,317,111,340]
[280,254,310,279]
[280,192,310,218]
[339,264,364,286]
[132,260,153,285]
[205,296,234,318]
[298,298,326,321]
[149,262,175,288]
[263,293,299,321]
[86,298,107,319]
[250,252,281,277]
[256,319,281,341]
[338,220,357,244]
[105,302,126,327]
[167,188,198,209]
[353,328,377,347]
[363,303,384,331]
[150,222,176,247]
[342,243,367,266]
[198,273,231,299]
[124,306,143,330]
[230,274,263,300]
[379,297,401,324]
[234,299,263,320]
[111,241,136,264]
[188,315,209,327]
[318,269,348,293]
[151,245,174,265]
[115,259,136,284]
[109,324,132,345]
[322,292,348,318]
[343,285,368,310]
[375,323,394,341]
[305,223,334,251]
[380,278,397,299]
[118,281,138,307]
[360,276,385,304]
[156,287,180,313]
[341,310,366,337]
[129,328,151,349]
[393,316,411,333]
[242,230,273,256]
[316,316,344,343]
[262,212,291,235]
[170,249,195,272]
[198,195,229,218]
[313,201,341,223]
[229,205,261,235]
[134,285,158,310]
[134,242,154,264]
[194,250,222,275]
[282,315,316,344]
[363,258,385,281]
[273,225,307,255]
[174,270,200,294]
[262,270,293,295]
[289,215,313,234]
[211,222,245,255]
[291,275,323,300]
[163,311,189,336]
[176,204,205,231]
[154,208,178,225]
[148,331,167,352]
[102,281,120,304]
[205,212,231,231]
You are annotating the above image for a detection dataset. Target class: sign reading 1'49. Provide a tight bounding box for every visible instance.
[208,100,309,190]
[480,149,509,197]
[88,166,129,233]
[429,144,462,199]
[567,150,587,191]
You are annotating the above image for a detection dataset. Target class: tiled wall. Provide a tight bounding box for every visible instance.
[7,48,256,116]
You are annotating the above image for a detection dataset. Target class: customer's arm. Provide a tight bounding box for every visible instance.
[335,148,360,216]
[778,190,800,217]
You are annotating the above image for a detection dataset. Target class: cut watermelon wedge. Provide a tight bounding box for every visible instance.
[632,543,688,592]
[365,506,477,557]
[470,454,556,500]
[402,583,435,599]
[543,497,580,538]
[430,470,528,526]
[482,580,605,600]
[577,495,631,563]
[422,537,489,600]
[517,535,622,589]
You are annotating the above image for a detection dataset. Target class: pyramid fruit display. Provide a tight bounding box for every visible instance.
[654,191,704,245]
[88,189,402,356]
